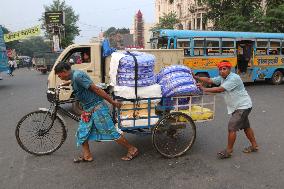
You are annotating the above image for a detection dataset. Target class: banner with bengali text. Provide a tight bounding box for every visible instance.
[4,25,41,42]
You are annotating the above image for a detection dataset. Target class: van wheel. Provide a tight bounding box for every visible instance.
[72,101,83,115]
[271,71,283,85]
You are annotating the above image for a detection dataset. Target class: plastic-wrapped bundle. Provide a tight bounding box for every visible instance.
[157,72,193,83]
[117,72,155,80]
[117,75,156,87]
[118,65,154,74]
[117,51,156,87]
[161,77,196,96]
[156,65,192,83]
[157,65,200,97]
[165,84,201,97]
[119,52,155,68]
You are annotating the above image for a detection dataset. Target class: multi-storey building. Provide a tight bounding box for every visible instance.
[155,0,210,30]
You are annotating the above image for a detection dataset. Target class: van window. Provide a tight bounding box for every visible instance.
[63,47,91,65]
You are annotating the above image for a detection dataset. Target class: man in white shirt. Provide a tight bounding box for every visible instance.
[195,60,258,159]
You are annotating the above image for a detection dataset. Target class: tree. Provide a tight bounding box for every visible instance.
[16,37,51,57]
[1,26,19,50]
[151,12,180,31]
[266,0,284,10]
[202,0,263,31]
[263,4,284,32]
[103,27,130,49]
[41,0,80,48]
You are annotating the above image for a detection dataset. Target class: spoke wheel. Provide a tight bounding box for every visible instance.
[15,110,67,156]
[152,112,196,158]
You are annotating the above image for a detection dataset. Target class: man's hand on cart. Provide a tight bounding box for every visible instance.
[196,83,204,90]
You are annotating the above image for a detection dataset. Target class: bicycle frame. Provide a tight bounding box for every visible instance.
[41,88,80,136]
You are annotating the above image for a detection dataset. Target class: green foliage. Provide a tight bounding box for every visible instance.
[103,27,130,49]
[263,4,284,32]
[1,26,19,50]
[266,0,284,10]
[151,12,180,31]
[42,0,80,48]
[16,37,51,57]
[202,0,263,31]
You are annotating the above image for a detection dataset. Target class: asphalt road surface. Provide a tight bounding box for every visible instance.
[0,69,283,189]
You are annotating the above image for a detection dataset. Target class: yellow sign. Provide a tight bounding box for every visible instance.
[254,56,284,66]
[4,25,41,42]
[183,57,237,69]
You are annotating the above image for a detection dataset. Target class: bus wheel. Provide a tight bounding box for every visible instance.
[271,71,283,85]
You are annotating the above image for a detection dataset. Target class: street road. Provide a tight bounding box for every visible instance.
[0,69,284,189]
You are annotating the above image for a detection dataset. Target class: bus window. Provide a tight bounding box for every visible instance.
[157,37,168,49]
[177,39,190,48]
[194,38,205,56]
[177,39,190,56]
[206,38,220,56]
[222,39,235,55]
[270,40,281,55]
[256,40,268,55]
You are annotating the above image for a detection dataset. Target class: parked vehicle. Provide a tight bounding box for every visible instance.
[17,56,31,68]
[34,52,60,74]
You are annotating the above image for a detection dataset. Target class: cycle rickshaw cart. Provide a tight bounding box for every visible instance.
[15,86,215,158]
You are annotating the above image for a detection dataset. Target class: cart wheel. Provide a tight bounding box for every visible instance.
[152,112,196,158]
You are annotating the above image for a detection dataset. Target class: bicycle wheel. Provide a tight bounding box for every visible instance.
[15,110,67,156]
[152,112,196,158]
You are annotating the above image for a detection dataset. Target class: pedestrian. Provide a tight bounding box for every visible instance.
[54,62,138,163]
[194,60,258,159]
[8,57,17,76]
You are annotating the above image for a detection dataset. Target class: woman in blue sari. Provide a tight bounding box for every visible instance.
[54,62,138,163]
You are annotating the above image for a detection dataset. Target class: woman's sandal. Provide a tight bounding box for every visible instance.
[217,149,232,159]
[121,150,139,161]
[73,156,94,163]
[243,146,259,153]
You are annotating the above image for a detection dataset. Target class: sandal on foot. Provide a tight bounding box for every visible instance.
[121,150,139,161]
[217,150,232,159]
[73,156,94,163]
[243,146,259,153]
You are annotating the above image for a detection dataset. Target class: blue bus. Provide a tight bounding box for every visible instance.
[151,29,284,84]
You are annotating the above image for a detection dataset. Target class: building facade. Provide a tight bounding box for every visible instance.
[155,0,211,30]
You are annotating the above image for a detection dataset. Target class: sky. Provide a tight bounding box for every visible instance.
[0,0,155,43]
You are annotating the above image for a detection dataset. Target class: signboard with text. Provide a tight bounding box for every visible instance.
[45,11,65,25]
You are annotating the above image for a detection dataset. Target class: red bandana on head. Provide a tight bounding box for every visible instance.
[217,61,232,69]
